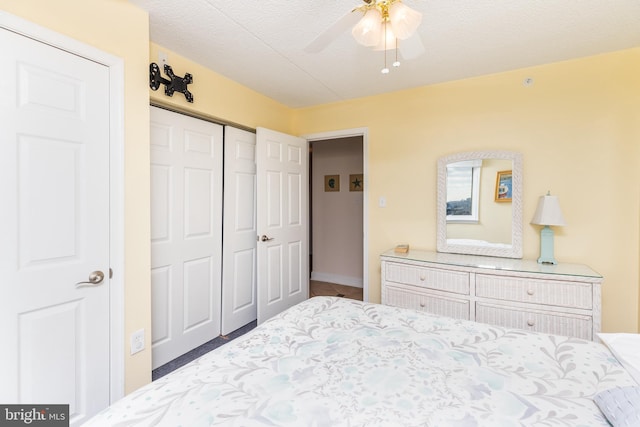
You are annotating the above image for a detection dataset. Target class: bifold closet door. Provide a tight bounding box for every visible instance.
[150,106,223,369]
[221,127,258,335]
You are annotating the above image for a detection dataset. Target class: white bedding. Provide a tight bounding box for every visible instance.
[86,297,636,426]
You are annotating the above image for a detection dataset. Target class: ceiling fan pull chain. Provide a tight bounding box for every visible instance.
[382,19,390,74]
[394,38,400,68]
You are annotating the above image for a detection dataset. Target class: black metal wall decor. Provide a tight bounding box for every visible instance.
[149,62,194,103]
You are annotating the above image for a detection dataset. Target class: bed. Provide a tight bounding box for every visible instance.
[86,297,638,426]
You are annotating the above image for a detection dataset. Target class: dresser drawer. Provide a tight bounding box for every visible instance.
[384,284,470,320]
[380,250,602,341]
[476,302,592,340]
[385,262,470,295]
[475,274,593,309]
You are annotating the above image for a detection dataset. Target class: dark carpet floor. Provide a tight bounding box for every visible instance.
[152,320,257,381]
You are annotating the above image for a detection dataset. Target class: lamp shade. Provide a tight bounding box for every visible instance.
[373,22,397,51]
[388,2,422,40]
[530,194,566,226]
[352,9,382,47]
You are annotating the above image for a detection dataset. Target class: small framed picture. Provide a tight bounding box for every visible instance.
[324,174,340,192]
[349,174,363,192]
[495,170,513,202]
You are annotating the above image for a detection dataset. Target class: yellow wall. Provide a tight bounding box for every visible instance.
[293,48,640,333]
[148,43,293,133]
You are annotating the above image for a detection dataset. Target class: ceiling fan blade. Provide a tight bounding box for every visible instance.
[304,10,363,53]
[399,34,425,60]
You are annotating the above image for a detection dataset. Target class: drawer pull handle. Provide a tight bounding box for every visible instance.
[527,320,535,327]
[527,289,535,296]
[419,275,426,281]
[419,302,426,308]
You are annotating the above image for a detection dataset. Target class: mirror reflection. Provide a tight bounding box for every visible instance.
[437,151,523,258]
[446,159,512,246]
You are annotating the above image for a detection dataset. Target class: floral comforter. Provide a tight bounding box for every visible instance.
[86,297,635,426]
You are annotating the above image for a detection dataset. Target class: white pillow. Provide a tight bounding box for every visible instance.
[598,333,640,385]
[594,386,640,427]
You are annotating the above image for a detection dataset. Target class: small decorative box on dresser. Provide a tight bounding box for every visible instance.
[381,249,603,341]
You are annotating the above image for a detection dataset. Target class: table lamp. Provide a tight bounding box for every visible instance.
[530,192,566,264]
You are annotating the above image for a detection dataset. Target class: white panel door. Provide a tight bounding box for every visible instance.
[0,28,110,425]
[221,127,258,335]
[256,127,309,323]
[150,106,223,369]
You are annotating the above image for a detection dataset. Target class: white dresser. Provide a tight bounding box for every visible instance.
[381,249,603,340]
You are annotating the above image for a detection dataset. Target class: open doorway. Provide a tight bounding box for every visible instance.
[309,136,364,301]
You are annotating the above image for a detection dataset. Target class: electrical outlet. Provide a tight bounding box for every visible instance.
[130,328,145,355]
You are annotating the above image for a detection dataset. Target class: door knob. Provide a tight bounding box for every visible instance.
[260,235,274,242]
[76,270,105,287]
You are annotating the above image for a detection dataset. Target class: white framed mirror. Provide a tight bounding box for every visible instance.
[436,151,523,258]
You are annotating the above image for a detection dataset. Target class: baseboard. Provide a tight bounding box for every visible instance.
[310,272,363,288]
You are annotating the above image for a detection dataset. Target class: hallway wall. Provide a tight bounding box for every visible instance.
[311,137,364,287]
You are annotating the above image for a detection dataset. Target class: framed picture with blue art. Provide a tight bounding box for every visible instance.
[324,174,340,192]
[495,170,512,202]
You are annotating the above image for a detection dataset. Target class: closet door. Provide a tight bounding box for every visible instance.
[221,127,257,335]
[150,106,223,369]
[256,127,309,323]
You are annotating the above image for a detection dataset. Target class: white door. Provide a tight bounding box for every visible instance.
[0,28,111,425]
[256,127,309,323]
[150,106,223,369]
[221,127,257,335]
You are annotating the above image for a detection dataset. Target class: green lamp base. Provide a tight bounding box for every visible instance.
[537,225,557,265]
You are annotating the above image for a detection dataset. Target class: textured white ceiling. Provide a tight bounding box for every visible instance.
[130,0,640,108]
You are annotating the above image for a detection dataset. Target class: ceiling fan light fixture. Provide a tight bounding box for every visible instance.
[349,0,423,73]
[388,1,422,40]
[373,23,397,51]
[352,9,383,46]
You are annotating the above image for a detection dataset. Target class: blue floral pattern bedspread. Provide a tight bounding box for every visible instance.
[87,297,635,426]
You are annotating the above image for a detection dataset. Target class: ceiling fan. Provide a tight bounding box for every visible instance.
[304,0,425,65]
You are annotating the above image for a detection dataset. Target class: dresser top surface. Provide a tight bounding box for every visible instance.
[381,249,602,279]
